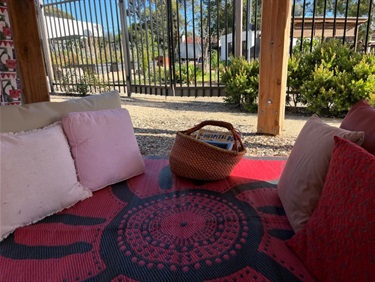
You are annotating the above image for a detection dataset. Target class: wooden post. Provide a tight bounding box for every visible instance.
[257,0,291,135]
[7,0,49,104]
[36,0,54,93]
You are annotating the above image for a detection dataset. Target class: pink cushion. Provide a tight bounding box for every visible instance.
[0,122,92,242]
[286,136,375,281]
[62,108,145,191]
[340,99,375,155]
[277,115,364,232]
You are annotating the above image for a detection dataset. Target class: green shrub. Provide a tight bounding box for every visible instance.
[291,40,375,116]
[351,54,375,106]
[221,57,259,112]
[151,67,171,84]
[287,52,307,107]
[220,41,375,116]
[59,70,109,96]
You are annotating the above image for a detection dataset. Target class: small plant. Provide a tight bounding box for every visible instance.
[76,77,91,96]
[210,50,219,70]
[175,63,203,84]
[57,69,110,96]
[151,66,170,83]
[221,57,259,112]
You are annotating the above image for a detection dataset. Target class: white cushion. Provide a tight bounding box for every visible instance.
[0,122,92,241]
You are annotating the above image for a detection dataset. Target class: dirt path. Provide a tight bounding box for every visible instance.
[51,93,343,157]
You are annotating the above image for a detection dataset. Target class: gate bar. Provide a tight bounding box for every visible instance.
[166,0,176,96]
[119,0,132,96]
[234,0,243,57]
[37,0,54,93]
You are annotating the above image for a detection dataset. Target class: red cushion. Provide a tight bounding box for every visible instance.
[286,136,375,281]
[340,99,375,155]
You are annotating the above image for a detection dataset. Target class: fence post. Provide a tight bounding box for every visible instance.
[247,0,253,61]
[119,0,132,97]
[234,0,243,57]
[166,0,176,96]
[37,0,54,94]
[257,0,291,136]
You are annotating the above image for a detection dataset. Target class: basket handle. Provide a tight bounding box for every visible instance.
[182,120,245,152]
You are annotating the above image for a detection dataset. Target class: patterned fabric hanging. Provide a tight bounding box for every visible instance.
[0,2,22,106]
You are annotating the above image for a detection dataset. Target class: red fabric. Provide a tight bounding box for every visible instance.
[286,136,375,281]
[340,99,375,155]
[128,157,286,198]
[0,157,316,281]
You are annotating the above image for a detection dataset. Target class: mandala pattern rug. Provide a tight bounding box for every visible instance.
[0,157,315,282]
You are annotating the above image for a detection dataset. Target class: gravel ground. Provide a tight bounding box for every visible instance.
[51,94,343,157]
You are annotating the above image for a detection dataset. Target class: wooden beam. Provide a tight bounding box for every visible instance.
[257,0,291,135]
[7,0,49,104]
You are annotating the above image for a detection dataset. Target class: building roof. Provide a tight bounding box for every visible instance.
[292,17,368,38]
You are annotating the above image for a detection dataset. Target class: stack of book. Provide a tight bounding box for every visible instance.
[192,129,237,150]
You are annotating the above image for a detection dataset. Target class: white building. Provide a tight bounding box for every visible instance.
[44,16,103,40]
[220,31,301,60]
[219,31,258,60]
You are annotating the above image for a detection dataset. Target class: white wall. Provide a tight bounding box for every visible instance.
[219,31,256,60]
[44,16,103,39]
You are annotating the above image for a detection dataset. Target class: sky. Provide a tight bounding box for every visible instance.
[42,0,200,36]
[41,0,373,37]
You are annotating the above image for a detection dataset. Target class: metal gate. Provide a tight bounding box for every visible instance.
[39,0,374,97]
[40,0,129,95]
[39,0,262,97]
[120,0,250,97]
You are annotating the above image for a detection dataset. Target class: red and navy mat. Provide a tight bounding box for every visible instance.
[0,157,315,281]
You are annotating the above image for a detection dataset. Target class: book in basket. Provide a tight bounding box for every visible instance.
[193,128,236,150]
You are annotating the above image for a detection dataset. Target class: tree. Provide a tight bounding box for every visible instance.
[126,0,193,79]
[192,0,231,70]
[44,6,75,20]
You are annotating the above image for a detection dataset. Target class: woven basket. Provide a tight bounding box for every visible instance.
[169,120,246,181]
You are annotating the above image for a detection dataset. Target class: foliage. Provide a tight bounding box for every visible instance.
[290,39,375,116]
[287,54,306,107]
[210,50,219,70]
[175,63,201,84]
[44,6,74,20]
[150,66,170,84]
[221,57,259,112]
[50,37,123,68]
[175,63,198,84]
[287,38,320,106]
[221,40,375,116]
[126,0,185,62]
[352,55,375,105]
[57,69,110,96]
[292,37,321,54]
